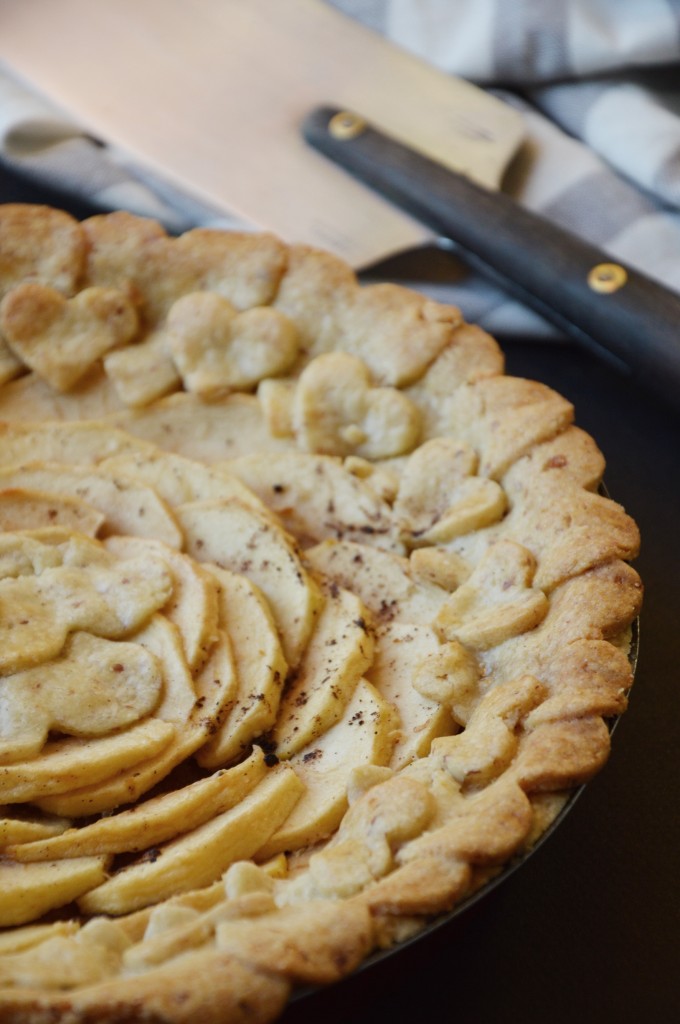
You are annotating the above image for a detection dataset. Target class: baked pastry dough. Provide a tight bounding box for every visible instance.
[0,205,641,1023]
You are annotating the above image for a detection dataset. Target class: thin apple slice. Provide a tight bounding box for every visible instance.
[226,451,396,549]
[177,499,323,666]
[273,582,374,759]
[126,614,197,724]
[0,420,145,468]
[0,462,182,547]
[196,565,287,769]
[0,720,176,804]
[0,857,109,927]
[0,811,69,849]
[306,539,449,625]
[0,487,105,536]
[99,447,267,514]
[9,747,267,861]
[78,765,303,915]
[367,622,455,770]
[256,680,398,858]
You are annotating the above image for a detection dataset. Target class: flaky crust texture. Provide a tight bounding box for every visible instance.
[0,205,642,1024]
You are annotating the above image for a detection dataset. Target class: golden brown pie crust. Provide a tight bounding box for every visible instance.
[0,205,642,1023]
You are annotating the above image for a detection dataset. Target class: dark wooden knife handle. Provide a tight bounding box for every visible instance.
[303,105,680,412]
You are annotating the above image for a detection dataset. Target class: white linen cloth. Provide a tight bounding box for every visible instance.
[1,0,679,339]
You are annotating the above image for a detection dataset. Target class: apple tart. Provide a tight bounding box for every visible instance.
[0,204,641,1023]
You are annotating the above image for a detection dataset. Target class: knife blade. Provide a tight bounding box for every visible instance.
[0,0,525,268]
[303,106,680,413]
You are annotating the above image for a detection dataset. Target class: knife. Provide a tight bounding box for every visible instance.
[0,0,525,269]
[303,106,680,413]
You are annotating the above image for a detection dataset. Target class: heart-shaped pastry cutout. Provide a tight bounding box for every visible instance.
[0,632,163,764]
[292,352,421,459]
[435,540,549,650]
[0,203,85,298]
[167,292,301,396]
[0,283,139,391]
[83,214,287,326]
[394,437,507,545]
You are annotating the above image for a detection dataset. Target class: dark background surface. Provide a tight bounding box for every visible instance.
[1,167,678,1024]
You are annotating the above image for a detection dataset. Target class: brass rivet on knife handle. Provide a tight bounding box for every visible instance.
[328,111,367,141]
[587,263,628,294]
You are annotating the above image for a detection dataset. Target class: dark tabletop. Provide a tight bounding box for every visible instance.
[1,167,678,1024]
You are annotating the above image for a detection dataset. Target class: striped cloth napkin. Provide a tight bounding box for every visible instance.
[332,0,680,336]
[1,0,679,338]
